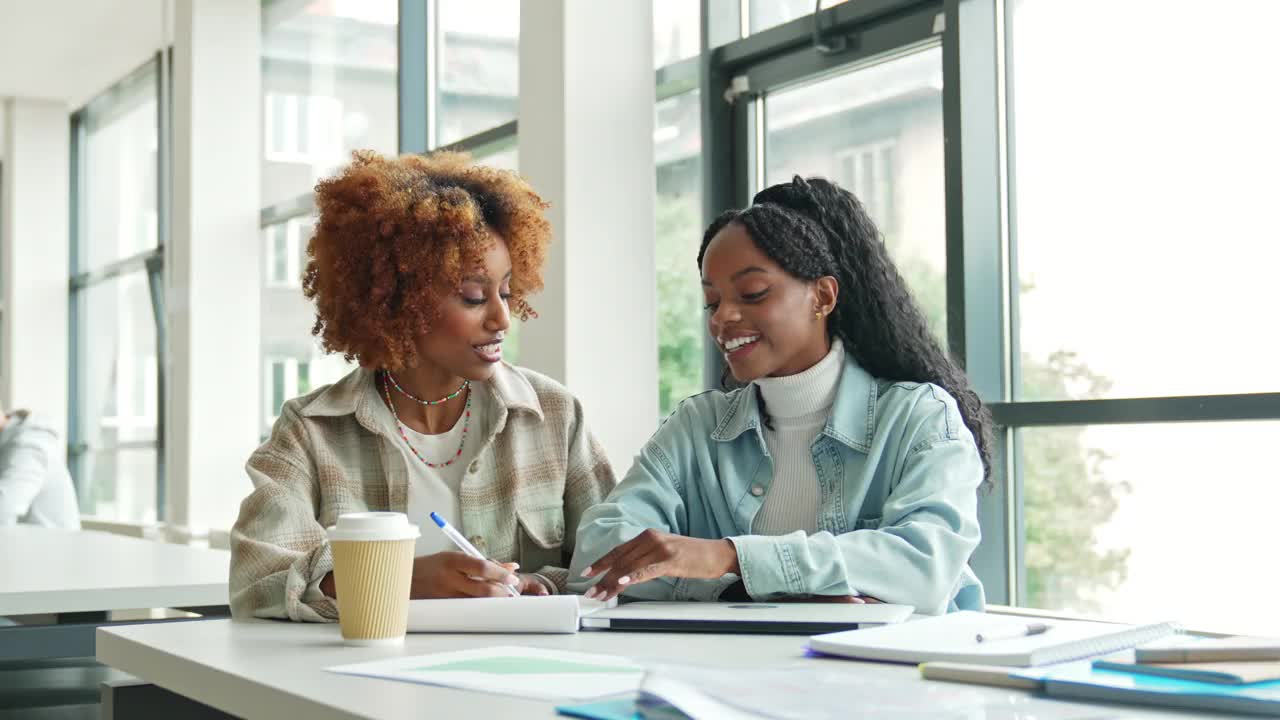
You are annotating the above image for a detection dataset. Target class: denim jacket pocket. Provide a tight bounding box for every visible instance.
[853,515,883,531]
[517,505,566,570]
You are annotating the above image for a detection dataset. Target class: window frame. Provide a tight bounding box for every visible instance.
[68,53,169,523]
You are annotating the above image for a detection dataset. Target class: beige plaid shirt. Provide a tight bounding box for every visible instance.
[230,364,616,621]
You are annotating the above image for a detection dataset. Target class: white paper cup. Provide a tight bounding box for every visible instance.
[327,512,420,646]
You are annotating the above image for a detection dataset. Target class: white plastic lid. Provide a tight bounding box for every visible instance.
[326,512,421,542]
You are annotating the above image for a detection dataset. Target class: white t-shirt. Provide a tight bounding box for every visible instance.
[371,380,485,557]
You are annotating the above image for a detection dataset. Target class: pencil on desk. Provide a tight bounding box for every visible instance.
[919,661,1043,690]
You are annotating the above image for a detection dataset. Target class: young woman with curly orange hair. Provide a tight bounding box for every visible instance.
[230,151,616,621]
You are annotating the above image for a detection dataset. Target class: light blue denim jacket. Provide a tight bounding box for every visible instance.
[569,356,986,615]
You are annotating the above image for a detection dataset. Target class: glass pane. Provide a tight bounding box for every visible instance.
[261,0,398,207]
[79,448,158,524]
[656,90,704,417]
[764,47,946,341]
[436,0,519,147]
[271,361,286,415]
[76,272,158,522]
[473,137,518,172]
[749,0,848,35]
[81,61,158,271]
[654,0,699,68]
[1020,422,1280,636]
[260,216,354,436]
[1011,1,1280,400]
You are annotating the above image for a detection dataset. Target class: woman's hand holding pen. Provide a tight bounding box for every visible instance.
[504,564,551,596]
[409,552,531,599]
[579,529,740,601]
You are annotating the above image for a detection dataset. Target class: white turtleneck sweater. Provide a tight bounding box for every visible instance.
[751,339,845,536]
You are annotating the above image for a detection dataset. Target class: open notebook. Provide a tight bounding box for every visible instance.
[810,611,1178,667]
[407,595,614,634]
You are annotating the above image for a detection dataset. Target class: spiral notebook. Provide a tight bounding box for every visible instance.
[810,611,1178,667]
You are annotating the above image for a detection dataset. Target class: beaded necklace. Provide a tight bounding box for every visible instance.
[379,371,471,468]
[385,371,469,405]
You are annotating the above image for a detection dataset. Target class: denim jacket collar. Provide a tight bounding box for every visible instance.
[710,356,878,453]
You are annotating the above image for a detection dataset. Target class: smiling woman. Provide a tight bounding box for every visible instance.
[230,151,617,622]
[571,176,992,615]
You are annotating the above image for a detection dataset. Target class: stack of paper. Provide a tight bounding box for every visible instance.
[406,595,614,633]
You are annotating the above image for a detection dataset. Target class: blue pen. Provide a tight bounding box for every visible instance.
[429,511,519,597]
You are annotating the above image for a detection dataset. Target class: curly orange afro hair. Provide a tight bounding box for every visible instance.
[303,150,550,371]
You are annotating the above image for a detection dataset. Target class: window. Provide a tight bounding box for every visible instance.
[1010,1,1280,400]
[764,47,946,340]
[749,0,849,35]
[263,356,313,428]
[653,0,699,68]
[1020,421,1280,637]
[264,93,344,164]
[70,59,162,523]
[1004,0,1280,628]
[655,89,704,417]
[259,215,351,437]
[836,140,896,235]
[263,217,310,287]
[260,0,398,207]
[435,0,519,147]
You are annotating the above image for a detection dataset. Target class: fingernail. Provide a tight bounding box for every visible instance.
[584,588,598,600]
[506,575,520,586]
[617,575,631,585]
[580,566,593,577]
[509,563,520,570]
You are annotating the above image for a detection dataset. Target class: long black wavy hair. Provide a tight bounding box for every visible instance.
[698,176,994,485]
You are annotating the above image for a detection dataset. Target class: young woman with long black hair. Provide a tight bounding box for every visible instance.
[571,176,992,614]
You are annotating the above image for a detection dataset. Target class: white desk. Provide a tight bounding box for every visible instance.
[97,618,1241,720]
[0,526,230,660]
[0,525,229,615]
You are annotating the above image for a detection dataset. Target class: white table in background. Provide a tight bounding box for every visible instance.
[0,525,230,660]
[96,618,1241,720]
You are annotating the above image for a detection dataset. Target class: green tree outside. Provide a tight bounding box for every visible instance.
[1019,349,1130,611]
[655,189,706,418]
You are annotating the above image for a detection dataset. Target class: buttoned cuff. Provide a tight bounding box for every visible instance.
[729,533,804,599]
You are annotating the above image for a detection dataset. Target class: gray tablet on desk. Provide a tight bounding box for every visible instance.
[580,601,914,635]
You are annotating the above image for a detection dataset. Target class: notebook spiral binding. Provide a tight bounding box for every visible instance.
[1039,621,1181,665]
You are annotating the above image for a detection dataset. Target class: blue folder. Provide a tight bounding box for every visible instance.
[1014,662,1280,716]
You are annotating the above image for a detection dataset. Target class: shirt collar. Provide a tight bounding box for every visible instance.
[710,353,877,452]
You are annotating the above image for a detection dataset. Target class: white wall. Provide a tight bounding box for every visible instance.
[518,0,659,475]
[0,98,70,438]
[166,0,261,534]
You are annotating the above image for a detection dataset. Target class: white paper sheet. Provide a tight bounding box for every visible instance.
[327,645,642,701]
[407,594,614,633]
